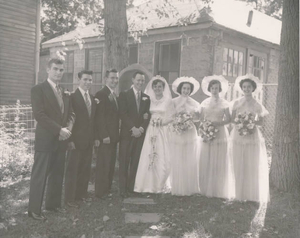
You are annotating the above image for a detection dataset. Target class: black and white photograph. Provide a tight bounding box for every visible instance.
[0,0,299,237]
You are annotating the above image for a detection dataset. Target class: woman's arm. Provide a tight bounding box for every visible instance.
[212,108,231,127]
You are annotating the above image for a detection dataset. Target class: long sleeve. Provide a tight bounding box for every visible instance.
[95,92,110,141]
[31,85,61,136]
[119,92,135,130]
[141,97,151,130]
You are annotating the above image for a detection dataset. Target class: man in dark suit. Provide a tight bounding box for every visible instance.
[118,71,150,197]
[64,70,99,208]
[94,69,120,198]
[28,58,75,220]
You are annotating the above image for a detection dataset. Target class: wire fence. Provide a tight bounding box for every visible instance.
[224,83,278,149]
[0,84,277,158]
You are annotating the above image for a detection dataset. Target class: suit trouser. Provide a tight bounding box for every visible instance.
[28,149,66,214]
[95,143,117,197]
[64,146,93,203]
[119,135,145,193]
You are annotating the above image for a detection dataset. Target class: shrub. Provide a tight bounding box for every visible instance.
[0,100,34,182]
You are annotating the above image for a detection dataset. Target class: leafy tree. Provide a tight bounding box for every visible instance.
[270,0,300,192]
[41,0,103,42]
[239,0,283,19]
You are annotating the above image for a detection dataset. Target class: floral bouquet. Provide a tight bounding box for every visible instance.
[148,135,158,170]
[151,117,162,127]
[198,120,218,142]
[234,112,256,136]
[171,111,194,134]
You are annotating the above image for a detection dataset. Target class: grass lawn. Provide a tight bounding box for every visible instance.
[0,171,299,238]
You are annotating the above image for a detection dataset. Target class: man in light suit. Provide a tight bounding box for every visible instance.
[118,71,150,197]
[94,69,120,198]
[28,58,75,220]
[64,70,99,208]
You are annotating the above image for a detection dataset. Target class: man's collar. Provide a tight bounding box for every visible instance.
[106,85,115,94]
[132,86,141,95]
[47,78,57,89]
[78,86,89,97]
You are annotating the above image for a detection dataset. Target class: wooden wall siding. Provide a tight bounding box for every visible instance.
[0,0,38,105]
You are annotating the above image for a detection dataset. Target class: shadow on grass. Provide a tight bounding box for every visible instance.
[0,174,299,238]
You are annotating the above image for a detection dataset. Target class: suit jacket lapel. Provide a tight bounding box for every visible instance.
[90,94,96,119]
[139,92,147,115]
[129,88,138,115]
[105,86,118,111]
[42,81,62,115]
[75,88,90,118]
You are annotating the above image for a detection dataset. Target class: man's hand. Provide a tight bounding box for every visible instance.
[59,128,71,141]
[68,142,76,150]
[138,127,144,134]
[103,137,110,144]
[94,140,100,147]
[131,127,141,138]
[143,113,149,120]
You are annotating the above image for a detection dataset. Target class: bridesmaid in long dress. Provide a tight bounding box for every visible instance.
[134,76,173,193]
[231,74,269,203]
[198,76,235,199]
[169,77,200,196]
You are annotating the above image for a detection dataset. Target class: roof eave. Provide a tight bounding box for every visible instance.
[212,23,280,48]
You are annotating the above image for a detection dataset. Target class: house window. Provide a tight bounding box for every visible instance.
[61,51,74,85]
[222,47,244,77]
[248,54,265,82]
[85,48,103,84]
[155,40,181,83]
[128,44,138,65]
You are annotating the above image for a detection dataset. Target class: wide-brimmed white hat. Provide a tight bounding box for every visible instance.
[234,74,263,96]
[172,76,200,96]
[201,75,229,98]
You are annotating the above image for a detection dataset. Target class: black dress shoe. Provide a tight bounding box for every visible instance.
[28,211,46,221]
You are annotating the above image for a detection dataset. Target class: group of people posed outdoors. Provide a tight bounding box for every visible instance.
[27,57,269,221]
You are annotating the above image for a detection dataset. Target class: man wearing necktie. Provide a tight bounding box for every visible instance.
[118,71,151,197]
[28,58,75,220]
[94,69,120,198]
[64,70,99,208]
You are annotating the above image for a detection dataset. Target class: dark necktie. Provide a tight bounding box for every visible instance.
[84,92,91,117]
[112,92,118,110]
[136,91,141,112]
[55,85,64,113]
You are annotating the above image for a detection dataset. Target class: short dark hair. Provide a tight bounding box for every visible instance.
[177,82,194,95]
[208,80,222,92]
[47,58,64,68]
[78,69,93,79]
[132,71,144,79]
[105,68,118,78]
[239,78,257,92]
[152,79,165,89]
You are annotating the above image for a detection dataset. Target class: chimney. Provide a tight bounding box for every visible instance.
[247,10,253,27]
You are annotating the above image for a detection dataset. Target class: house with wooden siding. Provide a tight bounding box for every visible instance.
[0,0,40,105]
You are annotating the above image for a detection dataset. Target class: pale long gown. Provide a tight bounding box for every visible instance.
[231,97,269,203]
[134,97,173,193]
[169,95,200,196]
[199,97,235,199]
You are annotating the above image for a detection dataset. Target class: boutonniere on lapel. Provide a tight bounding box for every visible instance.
[142,97,148,101]
[94,98,100,104]
[63,90,71,96]
[108,93,114,102]
[143,113,149,120]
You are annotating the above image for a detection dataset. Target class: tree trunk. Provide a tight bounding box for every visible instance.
[270,0,300,192]
[103,0,128,78]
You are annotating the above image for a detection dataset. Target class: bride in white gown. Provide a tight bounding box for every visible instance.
[134,76,173,193]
